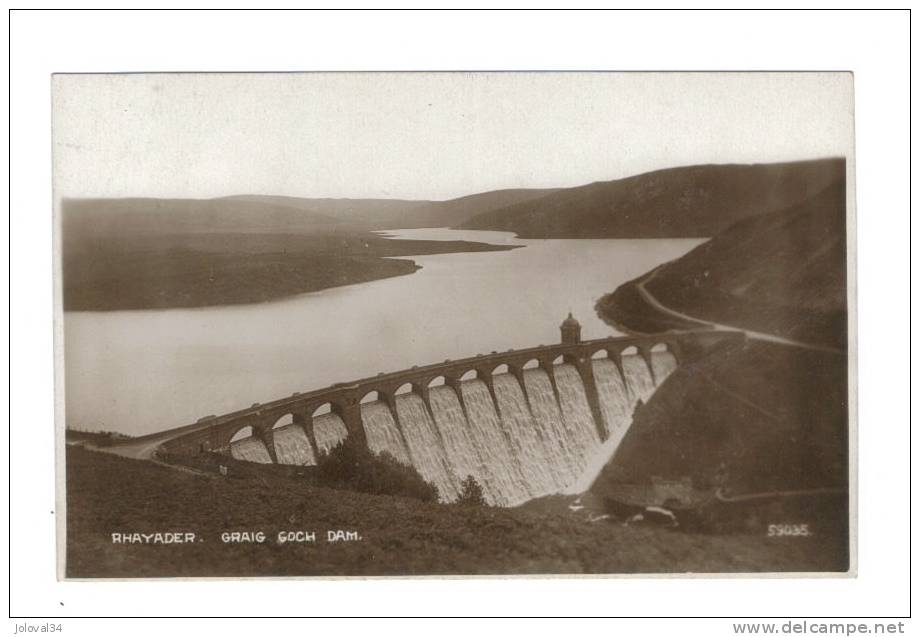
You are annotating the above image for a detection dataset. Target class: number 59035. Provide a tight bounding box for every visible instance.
[767,523,811,537]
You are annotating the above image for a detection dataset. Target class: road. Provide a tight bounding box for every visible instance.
[635,268,845,355]
[72,434,175,461]
[104,436,174,460]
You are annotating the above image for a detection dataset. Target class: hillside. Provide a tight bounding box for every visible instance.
[589,341,848,507]
[596,177,847,348]
[459,158,844,238]
[65,446,847,577]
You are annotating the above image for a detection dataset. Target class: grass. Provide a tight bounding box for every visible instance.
[66,446,849,578]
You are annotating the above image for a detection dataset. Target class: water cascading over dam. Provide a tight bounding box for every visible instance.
[230,350,677,506]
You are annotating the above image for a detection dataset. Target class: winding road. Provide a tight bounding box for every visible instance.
[635,268,846,355]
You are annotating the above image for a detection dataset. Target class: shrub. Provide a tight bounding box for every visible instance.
[64,428,132,447]
[456,475,487,507]
[316,440,439,502]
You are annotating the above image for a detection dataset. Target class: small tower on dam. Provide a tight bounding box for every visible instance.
[560,312,582,344]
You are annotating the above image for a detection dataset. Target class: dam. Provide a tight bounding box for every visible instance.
[149,317,744,506]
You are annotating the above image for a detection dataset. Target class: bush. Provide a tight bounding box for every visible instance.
[65,428,132,447]
[316,440,439,503]
[456,475,487,507]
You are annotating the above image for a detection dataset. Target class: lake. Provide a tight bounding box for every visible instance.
[63,229,703,436]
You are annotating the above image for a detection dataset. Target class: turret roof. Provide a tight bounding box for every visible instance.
[560,312,581,328]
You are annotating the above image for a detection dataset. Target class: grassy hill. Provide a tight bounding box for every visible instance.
[65,446,847,577]
[459,158,844,238]
[589,341,848,501]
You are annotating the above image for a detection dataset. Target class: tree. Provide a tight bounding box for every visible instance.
[456,474,486,507]
[315,440,439,502]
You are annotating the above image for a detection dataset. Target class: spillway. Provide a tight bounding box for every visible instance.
[362,401,412,465]
[621,353,657,403]
[272,423,315,465]
[230,432,272,463]
[313,413,348,454]
[231,348,678,505]
[428,384,507,505]
[396,392,459,501]
[592,358,636,448]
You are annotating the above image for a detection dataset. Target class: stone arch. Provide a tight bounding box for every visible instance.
[359,389,381,404]
[427,375,447,387]
[229,424,255,444]
[459,369,478,382]
[590,348,609,360]
[651,342,670,353]
[270,413,295,430]
[394,382,414,395]
[551,354,564,365]
[311,402,335,417]
[620,344,640,357]
[522,358,540,370]
[491,363,510,375]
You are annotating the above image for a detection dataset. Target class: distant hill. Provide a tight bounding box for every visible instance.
[459,158,845,238]
[62,159,842,243]
[62,197,345,245]
[216,195,433,228]
[220,188,557,230]
[62,188,556,247]
[401,188,559,229]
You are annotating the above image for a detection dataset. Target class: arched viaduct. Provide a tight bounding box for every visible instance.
[146,329,745,463]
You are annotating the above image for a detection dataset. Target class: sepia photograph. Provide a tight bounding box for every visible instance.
[53,71,854,579]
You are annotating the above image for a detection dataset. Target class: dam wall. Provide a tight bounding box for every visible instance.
[152,328,744,506]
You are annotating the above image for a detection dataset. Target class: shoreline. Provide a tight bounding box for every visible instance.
[63,235,519,312]
[594,270,702,335]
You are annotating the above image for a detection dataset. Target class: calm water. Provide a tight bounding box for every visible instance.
[63,229,702,436]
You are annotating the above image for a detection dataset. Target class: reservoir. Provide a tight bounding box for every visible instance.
[63,229,703,438]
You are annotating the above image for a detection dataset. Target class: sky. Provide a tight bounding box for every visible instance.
[52,72,853,202]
